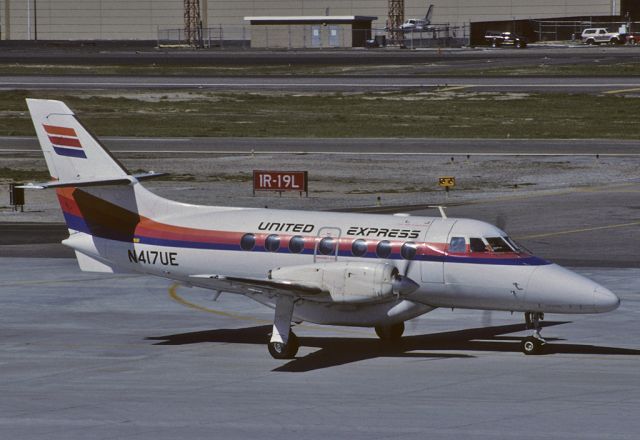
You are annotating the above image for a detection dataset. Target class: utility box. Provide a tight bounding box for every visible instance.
[9,183,25,212]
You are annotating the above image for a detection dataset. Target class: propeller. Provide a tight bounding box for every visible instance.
[392,243,420,296]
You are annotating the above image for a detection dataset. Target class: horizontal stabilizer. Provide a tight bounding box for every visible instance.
[18,171,166,189]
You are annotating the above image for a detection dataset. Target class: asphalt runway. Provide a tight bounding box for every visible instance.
[1,257,639,439]
[0,44,637,66]
[2,136,639,156]
[3,74,640,93]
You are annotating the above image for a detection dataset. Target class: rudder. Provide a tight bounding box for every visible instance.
[26,98,129,182]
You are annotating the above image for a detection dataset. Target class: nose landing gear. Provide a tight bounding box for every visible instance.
[521,312,546,355]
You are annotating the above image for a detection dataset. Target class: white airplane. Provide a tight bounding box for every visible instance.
[22,98,620,359]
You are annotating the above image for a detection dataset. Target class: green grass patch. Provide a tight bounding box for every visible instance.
[2,89,640,139]
[3,60,640,77]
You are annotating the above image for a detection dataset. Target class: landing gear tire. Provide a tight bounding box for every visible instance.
[375,322,405,341]
[268,331,299,359]
[521,336,544,355]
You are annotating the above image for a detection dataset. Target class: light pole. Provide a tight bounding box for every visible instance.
[33,0,37,40]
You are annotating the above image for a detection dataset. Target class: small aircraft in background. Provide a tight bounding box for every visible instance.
[401,4,434,31]
[22,99,620,359]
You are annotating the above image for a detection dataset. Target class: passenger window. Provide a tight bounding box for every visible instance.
[376,240,392,258]
[469,237,487,252]
[240,233,256,251]
[351,239,368,257]
[400,242,417,260]
[264,234,280,252]
[318,237,336,255]
[288,235,305,254]
[448,236,466,253]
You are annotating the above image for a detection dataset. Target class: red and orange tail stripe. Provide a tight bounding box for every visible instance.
[43,124,86,158]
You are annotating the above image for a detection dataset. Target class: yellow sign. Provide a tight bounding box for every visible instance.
[438,177,456,188]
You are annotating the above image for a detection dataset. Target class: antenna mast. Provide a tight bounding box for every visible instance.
[184,0,202,47]
[388,0,405,45]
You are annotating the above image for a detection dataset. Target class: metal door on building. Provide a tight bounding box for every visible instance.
[311,26,321,47]
[328,26,339,47]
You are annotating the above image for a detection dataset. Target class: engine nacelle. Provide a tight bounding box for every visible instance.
[271,261,400,303]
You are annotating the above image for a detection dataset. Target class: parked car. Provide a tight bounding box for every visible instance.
[624,33,640,45]
[484,31,527,48]
[581,28,624,45]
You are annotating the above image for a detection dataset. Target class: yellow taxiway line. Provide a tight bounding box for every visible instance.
[518,220,640,240]
[603,87,640,95]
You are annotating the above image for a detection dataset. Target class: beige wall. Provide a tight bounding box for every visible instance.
[0,0,618,40]
[249,24,352,48]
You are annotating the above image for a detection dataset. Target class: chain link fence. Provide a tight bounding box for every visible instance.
[532,20,640,42]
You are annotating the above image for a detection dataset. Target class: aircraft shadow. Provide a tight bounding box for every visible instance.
[147,321,640,372]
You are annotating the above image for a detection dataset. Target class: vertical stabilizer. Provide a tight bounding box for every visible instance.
[26,98,129,182]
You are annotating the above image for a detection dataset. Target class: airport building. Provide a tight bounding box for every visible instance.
[0,0,634,42]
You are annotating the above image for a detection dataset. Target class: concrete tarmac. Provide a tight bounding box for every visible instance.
[0,257,639,440]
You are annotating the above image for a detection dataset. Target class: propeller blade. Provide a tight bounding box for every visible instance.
[392,274,420,296]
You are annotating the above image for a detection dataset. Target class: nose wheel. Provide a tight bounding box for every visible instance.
[521,312,546,355]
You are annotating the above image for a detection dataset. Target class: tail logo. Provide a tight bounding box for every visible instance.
[43,124,86,159]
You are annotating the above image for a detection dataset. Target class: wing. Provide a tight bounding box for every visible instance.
[188,273,330,300]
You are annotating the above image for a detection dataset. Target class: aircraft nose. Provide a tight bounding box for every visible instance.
[593,285,621,313]
[526,264,620,313]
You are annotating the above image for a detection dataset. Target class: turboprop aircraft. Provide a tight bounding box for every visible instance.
[22,98,620,359]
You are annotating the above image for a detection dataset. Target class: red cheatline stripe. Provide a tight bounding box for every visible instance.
[43,124,76,137]
[48,135,81,148]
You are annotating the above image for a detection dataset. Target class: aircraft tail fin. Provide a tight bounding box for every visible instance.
[24,99,172,275]
[26,98,131,184]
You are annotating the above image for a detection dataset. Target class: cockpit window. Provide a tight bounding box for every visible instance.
[469,238,487,252]
[504,237,522,252]
[448,237,466,253]
[486,237,513,252]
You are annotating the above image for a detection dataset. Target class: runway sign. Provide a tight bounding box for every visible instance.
[438,176,456,188]
[253,170,308,196]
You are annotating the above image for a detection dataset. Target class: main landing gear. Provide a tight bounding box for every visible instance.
[268,295,299,359]
[521,312,546,355]
[375,322,405,342]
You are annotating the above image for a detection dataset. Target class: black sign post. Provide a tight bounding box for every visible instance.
[9,183,25,212]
